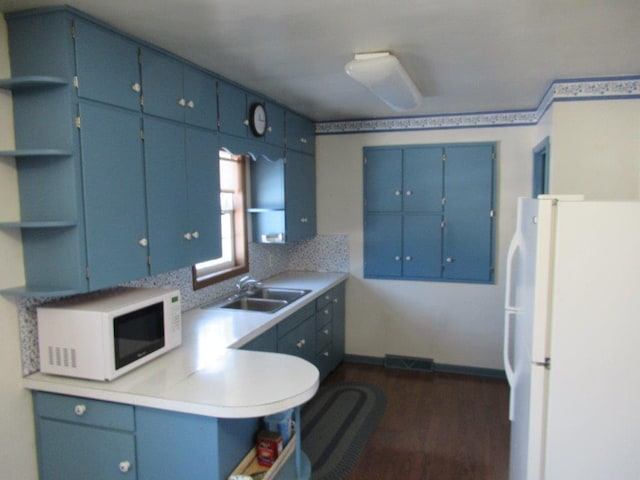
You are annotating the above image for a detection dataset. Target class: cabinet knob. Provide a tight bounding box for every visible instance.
[405,256,413,261]
[243,119,249,126]
[183,232,192,240]
[323,328,330,335]
[187,100,195,109]
[323,351,330,357]
[267,126,273,132]
[178,97,186,107]
[118,461,131,473]
[446,257,455,263]
[394,190,401,196]
[323,308,329,315]
[138,238,148,247]
[131,82,141,93]
[296,339,306,349]
[406,190,413,196]
[394,255,401,261]
[299,137,307,144]
[333,298,339,304]
[191,231,199,239]
[74,404,86,416]
[300,217,308,223]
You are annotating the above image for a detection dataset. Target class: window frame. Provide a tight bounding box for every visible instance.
[192,152,249,290]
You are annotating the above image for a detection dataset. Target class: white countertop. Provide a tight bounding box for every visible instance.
[23,271,348,418]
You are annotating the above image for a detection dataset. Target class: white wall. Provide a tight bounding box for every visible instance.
[549,99,640,199]
[0,15,39,480]
[316,126,535,369]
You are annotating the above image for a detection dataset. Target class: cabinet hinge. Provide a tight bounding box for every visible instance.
[140,95,144,107]
[364,156,367,165]
[490,209,495,218]
[71,25,76,39]
[85,267,89,279]
[442,152,447,162]
[140,129,145,140]
[72,76,79,89]
[75,116,81,129]
[441,221,446,229]
[441,197,446,206]
[492,150,496,161]
[147,255,151,266]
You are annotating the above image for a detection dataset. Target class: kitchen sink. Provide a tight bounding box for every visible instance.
[245,287,310,303]
[216,287,311,313]
[221,297,288,313]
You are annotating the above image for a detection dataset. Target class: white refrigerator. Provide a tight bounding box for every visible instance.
[504,195,640,480]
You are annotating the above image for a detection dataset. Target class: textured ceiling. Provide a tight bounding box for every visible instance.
[1,0,639,121]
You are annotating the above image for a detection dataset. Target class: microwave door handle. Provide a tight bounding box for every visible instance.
[503,233,521,421]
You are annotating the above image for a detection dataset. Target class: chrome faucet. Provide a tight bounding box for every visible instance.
[235,275,261,295]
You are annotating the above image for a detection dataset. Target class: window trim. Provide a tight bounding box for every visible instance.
[192,154,249,290]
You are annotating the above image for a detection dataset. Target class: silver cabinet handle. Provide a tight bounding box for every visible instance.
[394,255,401,261]
[191,231,199,239]
[323,328,330,335]
[300,137,307,144]
[187,100,195,109]
[394,190,401,196]
[74,404,86,416]
[333,298,339,304]
[178,97,186,107]
[323,351,330,357]
[405,256,413,261]
[446,257,454,263]
[138,238,148,247]
[131,82,141,93]
[118,461,131,473]
[243,119,249,126]
[183,232,192,240]
[406,190,413,196]
[296,339,306,349]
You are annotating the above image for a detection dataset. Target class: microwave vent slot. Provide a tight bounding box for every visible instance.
[48,345,77,369]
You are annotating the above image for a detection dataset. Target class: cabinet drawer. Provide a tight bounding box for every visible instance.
[315,291,333,311]
[315,302,332,330]
[316,321,333,352]
[34,392,135,431]
[316,347,332,381]
[278,316,315,363]
[277,302,315,338]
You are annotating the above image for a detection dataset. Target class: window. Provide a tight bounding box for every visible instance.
[192,149,248,289]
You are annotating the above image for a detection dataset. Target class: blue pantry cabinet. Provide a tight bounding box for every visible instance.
[364,144,495,283]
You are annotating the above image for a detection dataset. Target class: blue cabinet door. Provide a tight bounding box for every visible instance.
[264,101,285,146]
[140,48,184,123]
[364,148,402,213]
[143,117,190,275]
[38,419,136,480]
[74,19,141,111]
[183,65,217,130]
[79,102,148,290]
[218,82,247,137]
[330,282,346,371]
[285,150,316,242]
[403,214,443,278]
[278,315,316,364]
[285,111,315,154]
[364,214,402,277]
[443,144,495,282]
[185,126,222,264]
[403,146,443,213]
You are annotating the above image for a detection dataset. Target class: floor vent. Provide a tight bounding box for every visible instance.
[384,354,434,372]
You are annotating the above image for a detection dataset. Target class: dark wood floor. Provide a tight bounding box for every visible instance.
[322,362,511,480]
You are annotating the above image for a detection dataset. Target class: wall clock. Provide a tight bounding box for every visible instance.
[249,103,267,137]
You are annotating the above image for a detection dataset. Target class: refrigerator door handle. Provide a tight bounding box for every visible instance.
[503,233,520,421]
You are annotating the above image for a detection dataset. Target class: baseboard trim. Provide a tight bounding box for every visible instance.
[344,354,506,380]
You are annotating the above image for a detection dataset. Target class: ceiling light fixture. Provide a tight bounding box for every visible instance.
[345,52,422,111]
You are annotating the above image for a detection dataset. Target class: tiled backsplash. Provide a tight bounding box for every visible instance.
[17,235,349,375]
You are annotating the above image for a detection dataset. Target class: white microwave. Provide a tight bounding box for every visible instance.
[37,287,182,381]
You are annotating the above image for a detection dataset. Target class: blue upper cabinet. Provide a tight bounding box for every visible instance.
[284,150,317,242]
[364,143,495,283]
[263,101,285,147]
[286,111,315,154]
[140,48,217,130]
[74,19,142,111]
[218,81,248,137]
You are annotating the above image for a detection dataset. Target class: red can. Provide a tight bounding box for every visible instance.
[257,430,283,467]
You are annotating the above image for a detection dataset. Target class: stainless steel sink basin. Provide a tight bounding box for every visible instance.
[221,297,288,313]
[216,287,310,313]
[245,287,310,303]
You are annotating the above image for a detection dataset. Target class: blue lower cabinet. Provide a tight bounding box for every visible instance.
[33,392,258,480]
[136,407,258,480]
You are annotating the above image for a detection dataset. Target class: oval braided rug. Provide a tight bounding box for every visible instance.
[301,382,387,480]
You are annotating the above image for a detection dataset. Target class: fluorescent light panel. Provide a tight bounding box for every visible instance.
[345,52,422,111]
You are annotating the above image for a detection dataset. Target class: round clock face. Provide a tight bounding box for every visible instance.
[250,103,267,137]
